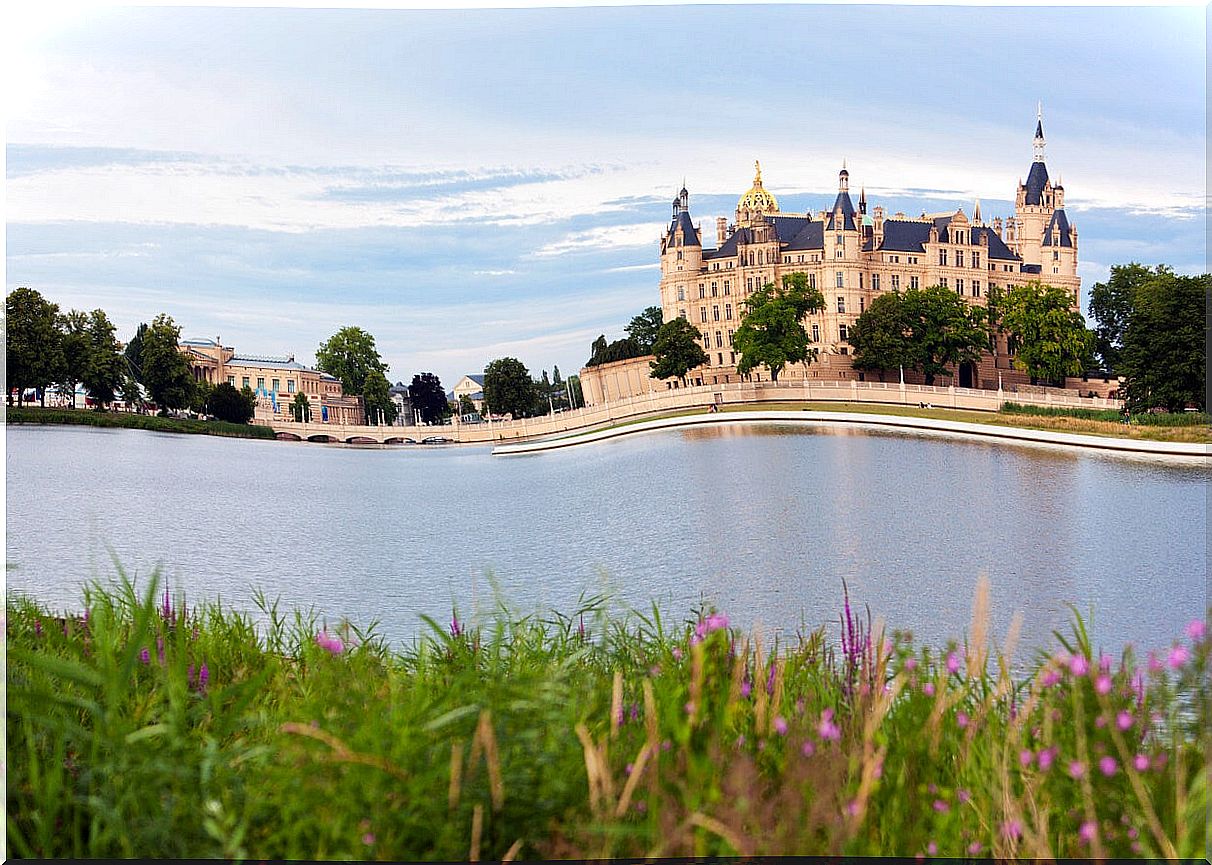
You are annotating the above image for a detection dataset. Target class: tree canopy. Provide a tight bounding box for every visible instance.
[586,334,646,368]
[732,273,825,382]
[315,326,387,396]
[362,370,398,425]
[408,373,448,424]
[1088,263,1162,372]
[289,392,312,423]
[991,282,1093,385]
[625,306,665,354]
[1118,270,1207,412]
[209,382,256,424]
[5,287,64,406]
[483,357,539,418]
[140,314,195,414]
[649,318,709,383]
[849,292,913,378]
[901,286,989,386]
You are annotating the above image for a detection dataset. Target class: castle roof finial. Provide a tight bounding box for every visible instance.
[754,160,762,185]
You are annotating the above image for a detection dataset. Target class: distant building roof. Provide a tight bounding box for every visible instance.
[1024,161,1049,206]
[1041,209,1072,247]
[226,354,311,371]
[181,337,220,347]
[666,210,701,247]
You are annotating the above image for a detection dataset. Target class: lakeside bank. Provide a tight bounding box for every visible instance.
[5,406,276,440]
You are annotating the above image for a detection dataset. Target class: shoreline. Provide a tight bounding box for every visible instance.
[4,407,276,440]
[493,409,1211,461]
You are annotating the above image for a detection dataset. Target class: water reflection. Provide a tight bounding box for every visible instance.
[5,424,1206,663]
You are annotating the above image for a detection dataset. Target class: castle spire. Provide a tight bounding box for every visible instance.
[973,199,982,224]
[1034,103,1046,163]
[859,186,867,215]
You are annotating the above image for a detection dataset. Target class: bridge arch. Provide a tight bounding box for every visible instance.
[275,432,302,441]
[345,436,379,445]
[307,434,339,443]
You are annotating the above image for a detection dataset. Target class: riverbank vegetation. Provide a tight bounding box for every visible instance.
[5,407,276,439]
[7,576,1206,859]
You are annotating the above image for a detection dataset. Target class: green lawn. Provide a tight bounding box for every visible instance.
[5,406,276,440]
[6,576,1206,859]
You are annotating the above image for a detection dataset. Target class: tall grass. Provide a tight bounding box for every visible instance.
[1000,402,1210,427]
[6,573,1207,859]
[5,407,276,439]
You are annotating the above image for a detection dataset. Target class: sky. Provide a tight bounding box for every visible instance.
[5,2,1207,390]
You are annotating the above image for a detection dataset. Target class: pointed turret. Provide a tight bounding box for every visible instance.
[859,186,867,215]
[973,199,982,225]
[1024,105,1050,206]
[826,162,856,231]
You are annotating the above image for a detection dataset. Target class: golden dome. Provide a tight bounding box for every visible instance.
[737,160,779,213]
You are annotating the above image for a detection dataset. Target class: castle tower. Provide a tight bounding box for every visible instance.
[658,183,703,321]
[735,160,779,228]
[1011,106,1057,270]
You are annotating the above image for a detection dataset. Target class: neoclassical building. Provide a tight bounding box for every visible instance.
[180,338,365,424]
[651,112,1079,391]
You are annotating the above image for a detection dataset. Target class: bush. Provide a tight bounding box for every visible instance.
[6,407,275,439]
[208,382,255,424]
[1000,402,1209,427]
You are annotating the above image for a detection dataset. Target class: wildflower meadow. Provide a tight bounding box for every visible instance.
[6,574,1207,859]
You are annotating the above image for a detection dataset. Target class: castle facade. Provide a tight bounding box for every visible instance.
[657,113,1079,390]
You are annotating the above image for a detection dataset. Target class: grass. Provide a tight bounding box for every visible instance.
[6,573,1207,859]
[544,400,1212,445]
[5,406,277,440]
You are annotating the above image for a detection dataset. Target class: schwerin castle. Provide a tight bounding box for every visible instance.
[581,113,1096,404]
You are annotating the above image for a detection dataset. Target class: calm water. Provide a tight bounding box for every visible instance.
[5,424,1207,657]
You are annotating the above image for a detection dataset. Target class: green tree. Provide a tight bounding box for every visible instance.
[458,394,477,415]
[56,310,90,404]
[732,273,825,382]
[649,318,709,384]
[566,374,583,409]
[586,334,645,367]
[625,306,665,354]
[124,322,148,383]
[118,371,144,411]
[992,282,1093,385]
[483,357,539,418]
[315,326,388,396]
[899,285,990,386]
[209,382,256,424]
[849,291,913,381]
[79,309,127,408]
[1088,263,1157,371]
[190,379,215,415]
[362,370,398,425]
[289,392,313,423]
[408,373,448,424]
[5,287,64,407]
[1119,270,1207,412]
[140,314,195,414]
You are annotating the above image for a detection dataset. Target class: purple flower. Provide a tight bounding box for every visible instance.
[772,716,788,736]
[1167,644,1190,669]
[956,711,969,729]
[1132,753,1149,772]
[1186,619,1206,641]
[1116,710,1134,731]
[1147,651,1163,673]
[1069,653,1089,676]
[156,636,165,665]
[1095,674,1112,695]
[946,651,961,675]
[926,841,937,856]
[1078,821,1096,845]
[1099,756,1117,776]
[1098,653,1113,673]
[923,682,935,697]
[362,832,375,846]
[630,702,640,722]
[684,701,695,716]
[1019,748,1034,767]
[740,679,752,698]
[1068,760,1086,779]
[139,647,150,665]
[1038,747,1056,771]
[818,708,841,741]
[904,656,917,671]
[766,662,777,696]
[33,619,42,637]
[1095,715,1107,728]
[624,762,634,775]
[197,662,209,693]
[315,630,344,654]
[967,842,982,855]
[1001,819,1023,841]
[1041,669,1061,688]
[932,799,950,813]
[957,788,970,804]
[801,740,815,757]
[449,614,463,638]
[671,647,682,661]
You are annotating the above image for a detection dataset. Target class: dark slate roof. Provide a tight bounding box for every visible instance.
[825,190,856,231]
[875,218,1021,260]
[389,383,410,396]
[768,215,810,242]
[465,374,486,385]
[1035,119,1044,139]
[667,210,701,246]
[1021,264,1043,274]
[704,226,751,260]
[1041,209,1072,247]
[1024,161,1049,205]
[784,220,824,251]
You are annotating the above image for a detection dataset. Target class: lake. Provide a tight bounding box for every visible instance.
[5,423,1206,660]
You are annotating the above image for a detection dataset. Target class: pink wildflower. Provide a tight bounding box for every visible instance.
[772,716,788,736]
[315,630,344,654]
[1147,651,1162,673]
[967,842,982,855]
[801,740,815,757]
[926,841,938,855]
[684,701,695,716]
[818,708,841,741]
[1038,747,1056,771]
[1001,819,1023,841]
[1078,821,1097,845]
[923,682,935,697]
[624,762,634,775]
[1041,669,1061,688]
[139,647,150,665]
[946,651,960,675]
[1099,756,1117,776]
[671,647,682,661]
[1186,619,1206,641]
[904,656,918,671]
[1095,715,1107,728]
[1132,754,1149,772]
[1069,653,1089,676]
[197,662,209,693]
[957,788,970,804]
[932,799,950,813]
[1116,710,1133,730]
[1068,760,1086,779]
[740,679,752,698]
[362,833,375,846]
[1095,674,1112,695]
[956,711,969,729]
[1167,644,1190,669]
[1019,749,1033,767]
[846,800,860,817]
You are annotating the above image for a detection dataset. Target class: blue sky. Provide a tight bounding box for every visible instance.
[5,3,1206,389]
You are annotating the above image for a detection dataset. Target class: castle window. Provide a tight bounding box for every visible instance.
[956,280,964,296]
[891,274,901,289]
[677,251,683,261]
[837,296,846,313]
[784,256,790,264]
[955,250,964,268]
[725,304,733,320]
[811,324,820,342]
[836,272,844,288]
[243,377,250,389]
[939,278,948,288]
[909,276,918,289]
[257,377,265,391]
[859,274,864,289]
[808,274,817,289]
[713,305,720,322]
[836,248,844,258]
[700,307,708,323]
[1053,267,1059,274]
[839,324,849,342]
[728,330,734,346]
[972,253,980,269]
[1053,250,1060,261]
[699,285,706,298]
[715,331,724,348]
[228,375,236,386]
[272,378,280,392]
[288,380,296,393]
[724,281,730,294]
[939,250,947,266]
[872,274,880,291]
[859,297,865,313]
[680,309,687,319]
[711,281,718,295]
[972,282,981,298]
[677,286,685,301]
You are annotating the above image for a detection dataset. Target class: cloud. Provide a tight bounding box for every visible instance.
[532,222,664,257]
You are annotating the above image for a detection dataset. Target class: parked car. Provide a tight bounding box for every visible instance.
[421,436,453,444]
